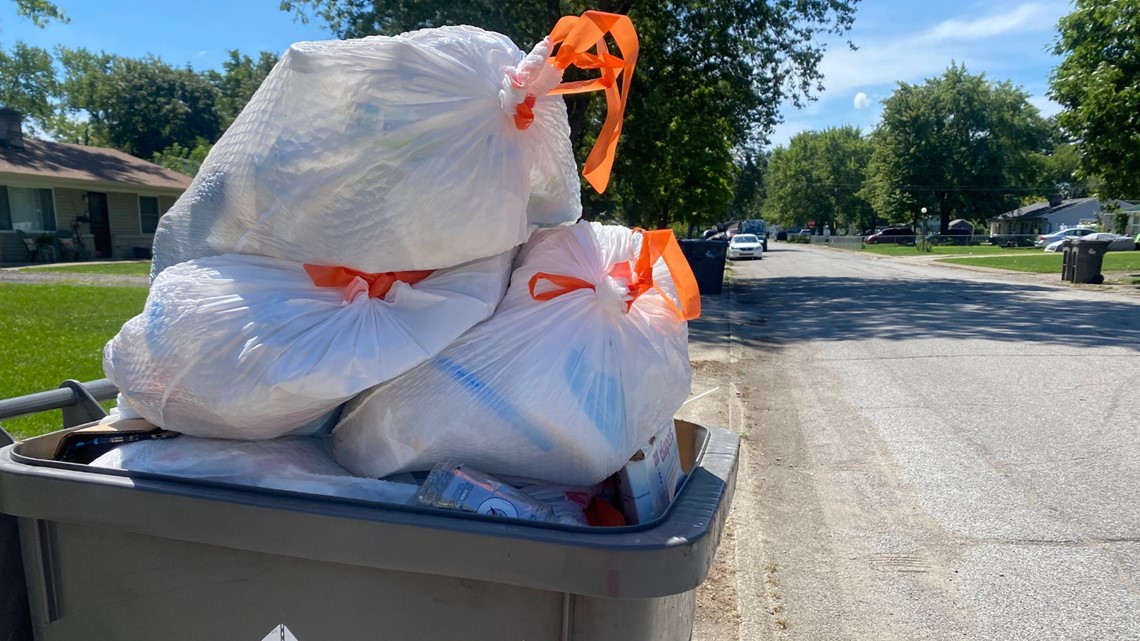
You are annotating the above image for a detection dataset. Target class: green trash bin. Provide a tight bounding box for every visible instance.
[0,383,739,641]
[679,239,728,295]
[1072,238,1110,284]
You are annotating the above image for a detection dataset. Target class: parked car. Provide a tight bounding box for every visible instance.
[1043,232,1134,252]
[1034,226,1095,248]
[925,228,973,245]
[864,227,916,244]
[727,234,763,260]
[1083,232,1137,251]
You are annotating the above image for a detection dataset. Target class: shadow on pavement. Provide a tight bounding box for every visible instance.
[689,275,1140,352]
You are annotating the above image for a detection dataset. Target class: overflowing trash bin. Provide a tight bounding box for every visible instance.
[0,381,738,641]
[679,239,729,295]
[0,9,740,641]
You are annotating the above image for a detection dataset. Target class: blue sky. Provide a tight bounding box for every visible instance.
[2,0,1069,150]
[771,0,1070,148]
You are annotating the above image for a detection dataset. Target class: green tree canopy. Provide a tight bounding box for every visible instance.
[56,51,222,158]
[1049,0,1140,199]
[11,0,66,27]
[281,0,858,229]
[207,50,280,130]
[861,64,1049,232]
[762,126,873,233]
[0,41,55,133]
[730,151,768,221]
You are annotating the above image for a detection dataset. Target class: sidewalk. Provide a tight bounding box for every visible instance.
[675,281,753,641]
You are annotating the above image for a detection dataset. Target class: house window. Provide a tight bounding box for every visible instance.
[139,195,160,234]
[0,185,56,231]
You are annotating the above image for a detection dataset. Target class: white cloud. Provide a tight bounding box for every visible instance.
[925,3,1058,42]
[854,92,872,109]
[816,2,1068,95]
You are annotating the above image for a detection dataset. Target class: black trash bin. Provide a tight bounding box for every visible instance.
[1061,238,1077,282]
[679,239,728,295]
[1072,238,1111,284]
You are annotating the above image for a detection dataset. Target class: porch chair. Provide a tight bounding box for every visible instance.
[57,233,81,261]
[15,230,38,262]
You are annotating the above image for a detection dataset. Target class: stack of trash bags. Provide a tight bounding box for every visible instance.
[94,11,702,527]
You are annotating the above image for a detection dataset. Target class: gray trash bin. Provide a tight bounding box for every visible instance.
[679,239,728,295]
[1072,238,1110,284]
[0,389,738,641]
[1060,238,1077,282]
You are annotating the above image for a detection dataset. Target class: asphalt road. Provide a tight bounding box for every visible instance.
[681,242,1140,641]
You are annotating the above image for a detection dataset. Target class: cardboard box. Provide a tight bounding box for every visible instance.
[616,422,684,524]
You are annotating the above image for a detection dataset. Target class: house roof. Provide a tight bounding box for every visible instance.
[993,197,1135,221]
[0,138,191,192]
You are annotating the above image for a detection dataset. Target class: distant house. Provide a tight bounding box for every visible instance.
[0,108,191,265]
[1123,204,1140,238]
[989,196,1136,237]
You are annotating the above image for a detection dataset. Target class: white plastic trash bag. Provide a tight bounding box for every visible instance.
[150,26,580,276]
[90,436,419,505]
[331,221,701,485]
[104,251,512,440]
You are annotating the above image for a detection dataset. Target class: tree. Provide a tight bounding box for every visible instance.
[10,0,67,27]
[0,42,56,133]
[762,126,873,233]
[207,50,279,130]
[730,151,768,220]
[153,140,212,177]
[58,51,221,158]
[1049,0,1140,199]
[0,0,66,133]
[861,64,1049,232]
[280,0,859,228]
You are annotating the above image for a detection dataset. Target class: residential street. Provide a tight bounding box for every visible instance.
[679,243,1140,641]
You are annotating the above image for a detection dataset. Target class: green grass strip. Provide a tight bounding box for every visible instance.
[939,252,1140,273]
[0,283,147,439]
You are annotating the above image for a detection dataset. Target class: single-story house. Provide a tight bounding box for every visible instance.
[989,196,1136,237]
[1123,204,1140,238]
[0,108,191,265]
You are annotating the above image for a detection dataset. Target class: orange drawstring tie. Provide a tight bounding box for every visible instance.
[528,229,701,321]
[303,264,434,301]
[515,11,639,195]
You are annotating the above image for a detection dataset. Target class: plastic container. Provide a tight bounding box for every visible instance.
[679,239,728,295]
[0,384,738,641]
[1072,238,1110,284]
[1061,238,1077,282]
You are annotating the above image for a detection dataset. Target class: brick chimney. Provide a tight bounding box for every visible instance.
[0,108,25,149]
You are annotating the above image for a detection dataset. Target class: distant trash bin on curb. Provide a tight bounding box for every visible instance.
[1061,238,1077,282]
[0,381,739,641]
[679,239,728,295]
[1062,238,1110,284]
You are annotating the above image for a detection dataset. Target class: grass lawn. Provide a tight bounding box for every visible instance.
[860,244,1040,257]
[0,283,147,440]
[32,261,151,277]
[939,251,1140,273]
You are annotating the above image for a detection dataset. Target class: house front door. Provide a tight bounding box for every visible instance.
[86,192,111,258]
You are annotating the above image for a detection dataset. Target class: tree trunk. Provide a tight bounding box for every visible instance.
[939,194,952,234]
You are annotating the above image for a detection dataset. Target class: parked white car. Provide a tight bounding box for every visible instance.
[1035,227,1096,248]
[727,234,763,260]
[1044,232,1136,252]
